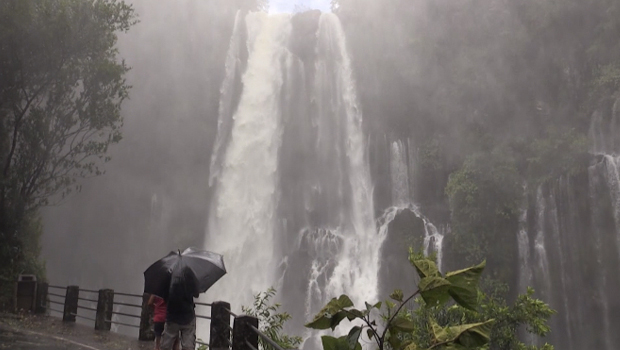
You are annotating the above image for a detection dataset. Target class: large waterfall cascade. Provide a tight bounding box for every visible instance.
[204,10,450,347]
[206,12,387,343]
[207,12,292,306]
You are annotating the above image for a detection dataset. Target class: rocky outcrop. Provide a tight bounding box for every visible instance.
[378,208,425,299]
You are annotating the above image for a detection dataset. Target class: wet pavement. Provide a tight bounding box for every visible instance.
[0,313,152,350]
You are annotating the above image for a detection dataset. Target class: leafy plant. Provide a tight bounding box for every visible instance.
[408,284,555,350]
[305,253,493,350]
[242,287,303,350]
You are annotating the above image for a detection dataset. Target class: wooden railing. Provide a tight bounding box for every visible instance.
[14,278,294,350]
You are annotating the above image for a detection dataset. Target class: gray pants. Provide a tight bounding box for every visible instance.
[161,318,196,350]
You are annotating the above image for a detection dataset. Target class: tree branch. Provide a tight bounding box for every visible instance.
[379,290,421,348]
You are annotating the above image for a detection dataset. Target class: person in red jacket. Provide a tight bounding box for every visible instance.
[148,294,179,350]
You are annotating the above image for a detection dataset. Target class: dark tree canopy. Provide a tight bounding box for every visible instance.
[0,0,135,274]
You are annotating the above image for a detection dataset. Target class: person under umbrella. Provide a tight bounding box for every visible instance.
[144,248,226,350]
[161,262,199,350]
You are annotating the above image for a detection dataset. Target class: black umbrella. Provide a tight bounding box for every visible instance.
[144,247,226,299]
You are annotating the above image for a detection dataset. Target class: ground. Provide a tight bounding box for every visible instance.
[0,312,152,350]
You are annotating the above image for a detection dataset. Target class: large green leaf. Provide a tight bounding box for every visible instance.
[305,295,355,330]
[346,308,365,320]
[430,319,449,342]
[334,295,355,308]
[321,335,362,350]
[411,257,441,279]
[430,319,495,348]
[366,329,377,341]
[450,320,495,348]
[346,326,362,350]
[418,276,452,307]
[445,260,486,310]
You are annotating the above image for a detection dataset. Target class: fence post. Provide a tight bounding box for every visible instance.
[63,285,79,322]
[15,275,37,312]
[210,301,231,350]
[139,293,155,341]
[232,315,258,350]
[35,282,48,314]
[95,289,114,331]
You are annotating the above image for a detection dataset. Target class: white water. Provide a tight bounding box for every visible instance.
[602,154,620,259]
[207,12,385,329]
[533,186,551,299]
[546,182,573,347]
[206,12,292,310]
[588,163,613,350]
[314,13,380,309]
[516,207,531,292]
[384,138,444,270]
[208,11,243,187]
[390,140,411,206]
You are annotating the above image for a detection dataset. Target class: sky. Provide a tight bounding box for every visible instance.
[269,0,331,13]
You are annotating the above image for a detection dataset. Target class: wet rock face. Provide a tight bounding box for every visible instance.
[378,208,425,298]
[289,10,321,64]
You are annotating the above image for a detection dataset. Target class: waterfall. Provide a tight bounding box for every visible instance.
[588,162,613,350]
[390,140,411,206]
[209,11,244,187]
[414,206,444,271]
[383,138,444,270]
[533,186,551,300]
[313,12,380,310]
[206,13,386,342]
[516,207,531,293]
[525,164,620,350]
[602,155,620,257]
[206,12,292,309]
[546,181,573,348]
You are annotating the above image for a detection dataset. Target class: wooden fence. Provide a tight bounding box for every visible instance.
[12,278,284,350]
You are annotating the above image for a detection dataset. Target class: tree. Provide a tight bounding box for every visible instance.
[445,152,522,282]
[0,0,135,281]
[242,288,303,350]
[409,285,555,350]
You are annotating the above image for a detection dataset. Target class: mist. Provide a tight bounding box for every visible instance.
[40,0,620,349]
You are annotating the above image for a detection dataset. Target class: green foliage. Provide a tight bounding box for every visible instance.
[306,255,492,350]
[0,0,135,306]
[0,212,45,310]
[524,128,589,185]
[445,152,521,280]
[409,285,555,350]
[197,340,208,350]
[242,287,303,350]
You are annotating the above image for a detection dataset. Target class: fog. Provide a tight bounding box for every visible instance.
[41,0,620,349]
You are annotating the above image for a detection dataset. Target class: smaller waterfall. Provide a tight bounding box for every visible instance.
[588,163,613,350]
[386,138,444,270]
[546,182,573,347]
[533,186,551,299]
[516,207,531,293]
[405,206,445,271]
[390,140,411,206]
[602,155,620,258]
[299,228,343,317]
